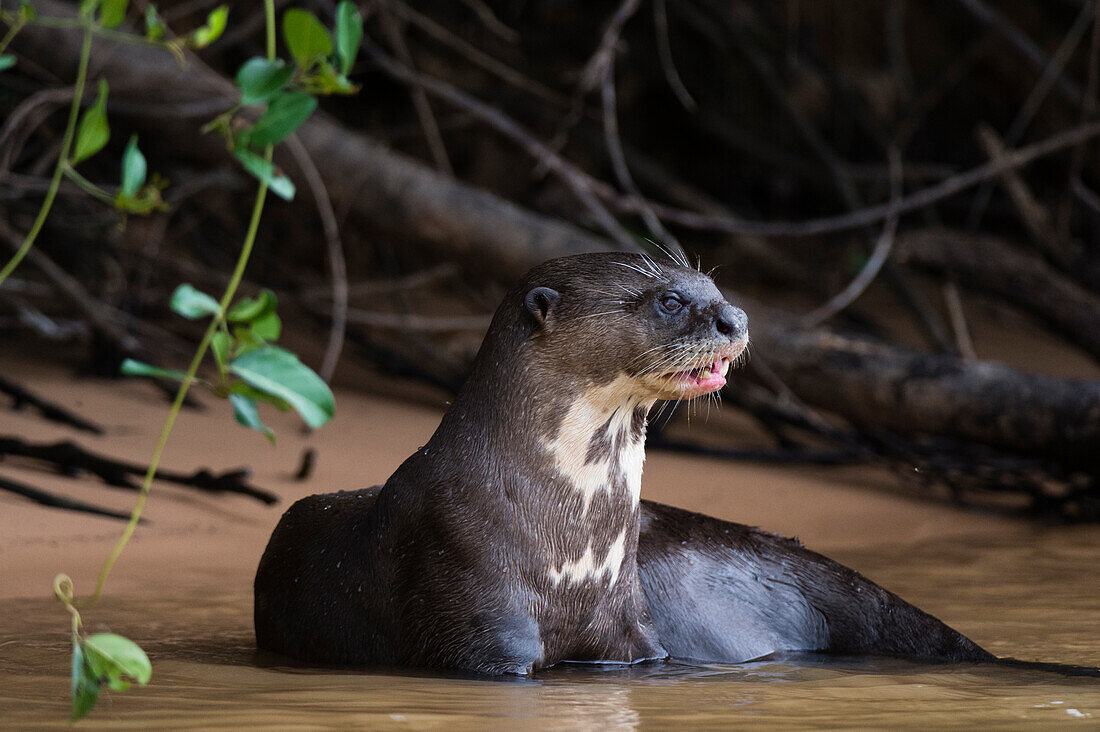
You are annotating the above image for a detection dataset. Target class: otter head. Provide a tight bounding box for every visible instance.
[519,252,748,403]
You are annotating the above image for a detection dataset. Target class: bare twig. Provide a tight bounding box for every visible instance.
[379,4,454,176]
[624,120,1100,237]
[540,0,643,171]
[359,37,638,249]
[454,0,519,43]
[361,36,1100,245]
[387,1,567,107]
[952,0,1083,105]
[284,133,348,384]
[965,1,1093,233]
[0,87,72,173]
[943,280,977,361]
[1072,176,1100,216]
[0,217,140,353]
[652,0,696,111]
[1060,0,1100,236]
[578,0,643,93]
[600,69,688,265]
[344,307,490,333]
[802,148,903,327]
[895,228,1100,361]
[975,124,1069,265]
[301,262,457,300]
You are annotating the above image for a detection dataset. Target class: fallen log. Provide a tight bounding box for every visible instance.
[747,304,1100,467]
[895,229,1100,363]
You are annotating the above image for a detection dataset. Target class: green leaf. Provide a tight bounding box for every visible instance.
[229,345,334,429]
[248,92,317,146]
[335,1,363,76]
[120,135,146,197]
[71,79,109,165]
[0,55,16,72]
[98,0,127,28]
[232,148,295,201]
[305,61,358,96]
[144,4,164,41]
[19,1,36,22]
[282,8,332,69]
[71,642,100,721]
[191,5,228,48]
[229,393,275,444]
[115,187,165,215]
[230,380,290,410]
[236,58,294,106]
[250,311,281,341]
[227,288,276,323]
[120,358,189,381]
[233,325,262,354]
[211,330,231,371]
[170,283,221,319]
[83,633,152,693]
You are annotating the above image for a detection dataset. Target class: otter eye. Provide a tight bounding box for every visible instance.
[658,294,684,314]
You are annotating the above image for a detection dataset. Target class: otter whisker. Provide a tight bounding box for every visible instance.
[613,261,659,279]
[637,343,700,375]
[641,236,690,269]
[629,342,683,367]
[575,310,627,319]
[638,251,662,277]
[634,341,695,372]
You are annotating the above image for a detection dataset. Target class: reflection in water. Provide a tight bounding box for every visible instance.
[2,530,1098,728]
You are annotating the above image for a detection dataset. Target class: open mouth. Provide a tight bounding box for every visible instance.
[657,338,747,397]
[666,357,732,395]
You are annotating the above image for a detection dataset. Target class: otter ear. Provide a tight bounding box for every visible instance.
[524,286,560,326]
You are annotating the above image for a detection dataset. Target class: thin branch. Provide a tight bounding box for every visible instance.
[952,0,1083,105]
[0,87,71,173]
[299,262,458,299]
[359,37,638,249]
[802,148,903,327]
[454,0,520,43]
[1072,176,1100,216]
[378,4,454,176]
[1060,0,1100,236]
[652,0,696,111]
[344,307,490,332]
[600,67,688,265]
[284,133,348,384]
[578,0,643,93]
[965,1,1093,232]
[387,0,567,107]
[541,0,643,172]
[360,36,1100,242]
[975,124,1069,265]
[624,120,1100,237]
[943,280,977,361]
[0,216,141,353]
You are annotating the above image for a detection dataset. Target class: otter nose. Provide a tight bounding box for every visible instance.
[715,304,747,342]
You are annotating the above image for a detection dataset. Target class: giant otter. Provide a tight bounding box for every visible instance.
[255,252,995,673]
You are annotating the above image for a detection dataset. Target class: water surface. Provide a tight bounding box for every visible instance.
[2,528,1097,729]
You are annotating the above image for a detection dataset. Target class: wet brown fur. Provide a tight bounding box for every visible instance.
[254,253,995,674]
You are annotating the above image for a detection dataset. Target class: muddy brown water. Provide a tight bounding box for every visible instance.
[2,528,1099,729]
[1,355,1099,728]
